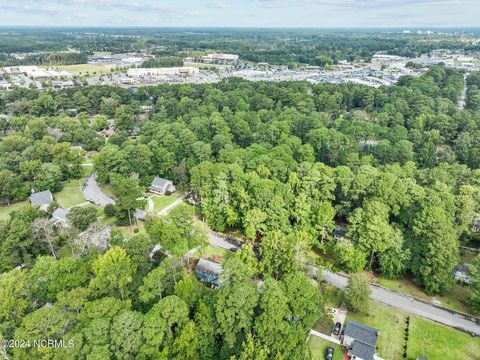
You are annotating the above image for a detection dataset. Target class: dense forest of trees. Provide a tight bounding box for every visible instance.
[1,28,479,67]
[2,64,480,358]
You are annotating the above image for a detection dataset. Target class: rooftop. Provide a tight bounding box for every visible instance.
[30,190,53,207]
[344,320,379,347]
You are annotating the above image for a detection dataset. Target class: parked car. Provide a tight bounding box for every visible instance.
[333,322,341,335]
[325,346,334,360]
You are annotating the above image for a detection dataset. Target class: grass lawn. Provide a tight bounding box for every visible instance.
[346,302,407,360]
[48,64,113,74]
[308,336,343,360]
[377,276,475,315]
[55,184,86,208]
[0,201,28,221]
[407,317,480,360]
[198,245,229,261]
[151,193,181,212]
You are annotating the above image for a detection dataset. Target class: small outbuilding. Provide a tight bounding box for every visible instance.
[149,177,176,195]
[453,264,472,284]
[29,190,53,211]
[51,208,70,227]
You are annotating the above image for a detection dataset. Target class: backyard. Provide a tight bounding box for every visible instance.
[0,200,28,221]
[308,336,343,360]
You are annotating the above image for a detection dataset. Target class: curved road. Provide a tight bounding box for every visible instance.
[319,268,480,336]
[156,198,480,336]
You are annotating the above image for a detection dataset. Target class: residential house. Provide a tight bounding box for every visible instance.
[195,258,223,287]
[342,320,379,360]
[29,190,53,211]
[51,208,70,227]
[334,225,348,240]
[453,264,472,284]
[149,177,176,195]
[473,214,480,232]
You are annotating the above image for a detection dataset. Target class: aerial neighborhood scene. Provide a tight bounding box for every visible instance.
[1,1,480,359]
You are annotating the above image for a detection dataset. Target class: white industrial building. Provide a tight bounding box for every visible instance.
[127,67,199,77]
[1,66,72,79]
[201,53,239,63]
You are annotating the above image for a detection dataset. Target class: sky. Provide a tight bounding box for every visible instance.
[0,0,479,28]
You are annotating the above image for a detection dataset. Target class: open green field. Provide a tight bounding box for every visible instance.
[308,336,343,360]
[151,193,181,212]
[0,201,28,221]
[407,317,480,360]
[377,276,475,315]
[346,302,407,360]
[346,300,480,360]
[48,64,113,74]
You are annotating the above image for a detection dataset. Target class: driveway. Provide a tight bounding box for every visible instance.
[316,267,480,336]
[83,173,115,208]
[330,305,348,339]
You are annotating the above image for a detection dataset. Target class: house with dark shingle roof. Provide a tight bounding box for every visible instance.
[195,258,223,287]
[29,190,53,211]
[342,320,379,360]
[149,177,176,195]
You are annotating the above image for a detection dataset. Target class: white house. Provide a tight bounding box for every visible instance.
[149,177,176,195]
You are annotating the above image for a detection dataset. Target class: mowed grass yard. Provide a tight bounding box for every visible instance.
[0,201,28,221]
[407,317,480,360]
[308,336,343,360]
[151,193,181,212]
[346,302,407,360]
[346,300,480,360]
[55,179,87,208]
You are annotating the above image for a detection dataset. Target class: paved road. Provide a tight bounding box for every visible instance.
[208,231,241,251]
[83,173,116,208]
[317,268,480,336]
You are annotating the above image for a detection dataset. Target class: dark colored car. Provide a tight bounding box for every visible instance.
[333,322,342,335]
[325,346,334,360]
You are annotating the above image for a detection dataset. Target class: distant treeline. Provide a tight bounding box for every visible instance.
[141,56,184,68]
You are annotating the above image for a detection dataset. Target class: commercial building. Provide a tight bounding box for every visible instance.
[127,67,199,78]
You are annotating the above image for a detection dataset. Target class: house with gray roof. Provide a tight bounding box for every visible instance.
[195,258,223,287]
[342,320,379,360]
[29,190,53,211]
[149,177,176,195]
[51,208,70,227]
